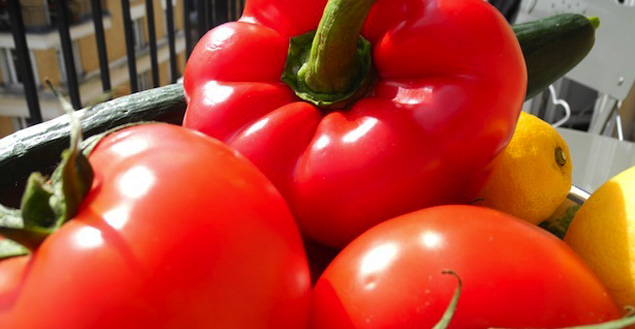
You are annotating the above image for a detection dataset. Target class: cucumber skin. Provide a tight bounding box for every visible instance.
[514,13,597,99]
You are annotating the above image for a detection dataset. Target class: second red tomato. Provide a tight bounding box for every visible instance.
[310,205,620,329]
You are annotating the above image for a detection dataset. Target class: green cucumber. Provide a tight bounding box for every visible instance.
[514,13,599,99]
[0,14,598,208]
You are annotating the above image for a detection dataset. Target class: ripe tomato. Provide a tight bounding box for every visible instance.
[0,124,310,329]
[310,205,620,329]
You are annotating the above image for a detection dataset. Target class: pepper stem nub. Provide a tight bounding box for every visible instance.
[281,0,378,108]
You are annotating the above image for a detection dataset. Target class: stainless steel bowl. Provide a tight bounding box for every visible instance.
[568,185,591,205]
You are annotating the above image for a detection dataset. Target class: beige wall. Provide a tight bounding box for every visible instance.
[33,48,61,86]
[154,0,166,40]
[150,0,185,43]
[159,61,169,86]
[157,51,185,86]
[0,116,14,138]
[178,52,186,77]
[114,81,132,96]
[175,0,184,31]
[78,34,99,74]
[104,0,129,63]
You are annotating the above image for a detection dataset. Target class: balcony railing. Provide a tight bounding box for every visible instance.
[5,0,237,126]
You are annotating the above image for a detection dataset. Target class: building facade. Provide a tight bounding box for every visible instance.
[0,0,188,137]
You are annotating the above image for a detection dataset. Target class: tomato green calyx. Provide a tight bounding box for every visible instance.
[0,80,94,256]
[281,0,377,108]
[432,270,462,329]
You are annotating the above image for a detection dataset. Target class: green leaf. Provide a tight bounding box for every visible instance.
[44,78,94,228]
[49,147,94,226]
[0,238,29,260]
[1,201,52,252]
[20,172,56,228]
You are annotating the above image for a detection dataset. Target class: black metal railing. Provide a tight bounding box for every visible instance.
[7,1,42,124]
[4,0,242,127]
[92,0,111,92]
[55,0,82,110]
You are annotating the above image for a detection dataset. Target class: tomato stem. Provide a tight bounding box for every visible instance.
[432,270,462,329]
[0,80,94,257]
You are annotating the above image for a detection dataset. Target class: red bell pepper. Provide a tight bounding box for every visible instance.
[183,0,527,248]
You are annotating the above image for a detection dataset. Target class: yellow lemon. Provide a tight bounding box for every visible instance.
[564,166,635,310]
[476,112,572,225]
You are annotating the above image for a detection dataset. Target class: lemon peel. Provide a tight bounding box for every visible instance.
[565,166,635,310]
[476,112,572,225]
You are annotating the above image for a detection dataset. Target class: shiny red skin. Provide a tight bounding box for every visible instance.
[183,0,527,248]
[0,124,311,329]
[184,0,526,247]
[310,206,621,329]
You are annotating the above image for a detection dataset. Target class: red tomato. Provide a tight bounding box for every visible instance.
[0,124,311,329]
[310,205,620,329]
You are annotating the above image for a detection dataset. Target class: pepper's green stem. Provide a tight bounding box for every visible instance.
[281,0,377,108]
[300,0,377,94]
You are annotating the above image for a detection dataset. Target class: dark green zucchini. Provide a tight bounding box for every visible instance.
[514,13,599,99]
[0,14,598,207]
